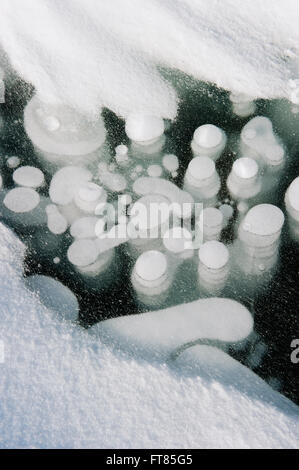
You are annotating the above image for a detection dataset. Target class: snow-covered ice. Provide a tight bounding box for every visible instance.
[0,223,298,448]
[1,1,299,119]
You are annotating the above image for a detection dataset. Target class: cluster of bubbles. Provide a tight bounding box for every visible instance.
[0,84,298,380]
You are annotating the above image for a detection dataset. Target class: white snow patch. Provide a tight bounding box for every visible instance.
[0,222,298,448]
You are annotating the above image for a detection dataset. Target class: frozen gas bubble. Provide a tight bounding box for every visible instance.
[147,164,163,177]
[77,183,103,203]
[101,172,127,193]
[193,124,224,149]
[133,177,194,219]
[237,201,249,214]
[98,161,109,175]
[0,173,2,190]
[49,166,92,205]
[125,114,164,143]
[7,156,21,169]
[53,257,60,264]
[74,182,106,213]
[25,275,79,322]
[163,227,193,254]
[42,115,60,132]
[24,95,107,157]
[94,218,106,238]
[199,207,224,241]
[70,216,99,239]
[198,240,229,270]
[230,93,256,117]
[200,207,224,228]
[219,204,234,220]
[162,154,179,172]
[135,250,168,282]
[115,144,128,156]
[67,238,99,267]
[187,156,215,181]
[233,158,258,179]
[128,194,170,235]
[135,165,143,174]
[109,163,116,172]
[46,204,68,234]
[243,129,257,140]
[94,202,107,216]
[3,187,40,213]
[285,177,299,213]
[241,204,284,237]
[13,165,45,189]
[264,145,285,166]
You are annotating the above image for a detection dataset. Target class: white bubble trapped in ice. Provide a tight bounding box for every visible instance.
[70,216,99,239]
[74,182,107,213]
[198,240,230,295]
[25,275,79,322]
[132,250,172,307]
[238,203,285,250]
[147,164,163,177]
[0,173,2,190]
[240,116,285,167]
[13,165,45,189]
[198,207,224,242]
[163,227,193,259]
[162,154,179,173]
[125,114,164,145]
[285,176,299,240]
[7,156,21,169]
[49,166,92,205]
[3,187,40,213]
[24,94,107,167]
[133,176,194,220]
[227,157,261,202]
[67,238,99,268]
[184,156,220,205]
[230,93,256,118]
[46,204,68,235]
[100,171,127,193]
[191,124,227,160]
[219,203,234,223]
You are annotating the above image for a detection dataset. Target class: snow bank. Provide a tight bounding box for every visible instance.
[0,0,299,119]
[0,222,298,448]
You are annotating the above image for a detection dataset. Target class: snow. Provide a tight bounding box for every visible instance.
[0,222,298,448]
[1,1,299,120]
[24,275,79,322]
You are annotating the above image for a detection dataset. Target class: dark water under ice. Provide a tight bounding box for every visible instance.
[0,75,298,405]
